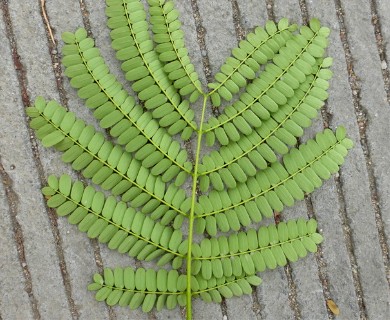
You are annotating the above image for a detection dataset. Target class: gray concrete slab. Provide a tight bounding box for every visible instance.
[1,2,71,318]
[1,0,389,319]
[344,0,390,262]
[274,0,303,24]
[197,0,236,76]
[307,0,390,318]
[256,268,292,319]
[236,0,268,31]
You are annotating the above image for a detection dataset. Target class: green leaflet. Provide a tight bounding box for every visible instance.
[28,3,352,319]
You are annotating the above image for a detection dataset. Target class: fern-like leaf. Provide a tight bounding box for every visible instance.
[27,2,353,318]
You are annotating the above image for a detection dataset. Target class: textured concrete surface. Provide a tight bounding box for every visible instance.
[0,0,389,319]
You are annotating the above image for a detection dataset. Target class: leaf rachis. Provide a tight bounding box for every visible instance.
[27,1,352,319]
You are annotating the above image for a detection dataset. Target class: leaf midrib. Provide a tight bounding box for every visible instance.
[185,95,208,318]
[208,28,285,96]
[96,273,256,296]
[51,188,184,257]
[157,2,203,95]
[193,233,315,260]
[204,29,320,133]
[37,109,188,217]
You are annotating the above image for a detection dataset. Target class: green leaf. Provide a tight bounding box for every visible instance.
[47,194,66,208]
[42,130,65,147]
[95,287,112,302]
[62,31,75,44]
[27,6,354,317]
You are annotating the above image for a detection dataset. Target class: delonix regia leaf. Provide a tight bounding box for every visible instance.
[26,0,353,319]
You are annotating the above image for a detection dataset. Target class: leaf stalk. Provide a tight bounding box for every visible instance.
[186,94,208,320]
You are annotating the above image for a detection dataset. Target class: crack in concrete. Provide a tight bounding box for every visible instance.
[190,0,213,85]
[297,0,309,26]
[250,289,263,320]
[0,157,41,320]
[369,0,390,105]
[264,0,275,22]
[37,0,68,108]
[283,263,302,320]
[230,0,245,41]
[334,172,368,319]
[78,0,93,38]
